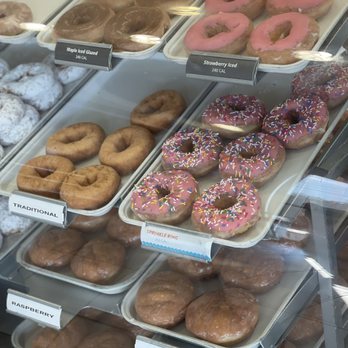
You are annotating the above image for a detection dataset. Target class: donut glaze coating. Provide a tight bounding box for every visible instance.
[17,155,75,199]
[291,63,348,109]
[246,12,319,64]
[184,12,252,54]
[219,132,286,187]
[192,177,261,238]
[262,96,329,149]
[131,90,186,133]
[185,288,259,345]
[131,170,198,224]
[46,122,105,163]
[99,126,155,176]
[0,2,33,36]
[60,165,120,210]
[201,94,267,138]
[162,127,223,177]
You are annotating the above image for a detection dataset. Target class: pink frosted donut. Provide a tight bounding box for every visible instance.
[266,0,333,19]
[201,94,267,139]
[262,96,329,149]
[161,127,223,177]
[184,13,252,54]
[131,170,198,225]
[291,63,348,109]
[246,12,319,65]
[192,177,261,238]
[205,0,266,19]
[219,132,286,187]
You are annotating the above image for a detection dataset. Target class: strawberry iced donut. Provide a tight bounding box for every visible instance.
[246,12,319,64]
[131,170,198,225]
[192,177,261,238]
[184,13,252,54]
[219,132,286,187]
[266,0,333,19]
[262,96,329,149]
[201,94,267,139]
[205,0,266,19]
[161,127,223,177]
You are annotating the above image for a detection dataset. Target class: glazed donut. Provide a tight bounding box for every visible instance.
[86,0,134,11]
[205,0,265,19]
[262,96,329,149]
[131,170,198,224]
[0,63,63,111]
[266,0,333,19]
[17,155,75,199]
[0,93,39,146]
[184,13,252,54]
[99,126,155,176]
[135,0,191,14]
[185,288,259,345]
[0,58,9,78]
[53,3,114,42]
[246,12,320,65]
[46,122,106,163]
[70,209,113,233]
[219,132,286,187]
[0,2,33,36]
[192,177,261,238]
[131,90,186,133]
[291,63,348,109]
[104,7,170,52]
[60,165,120,210]
[201,94,267,138]
[162,127,223,177]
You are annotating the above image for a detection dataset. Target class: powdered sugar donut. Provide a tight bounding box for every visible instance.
[0,63,63,111]
[0,59,9,79]
[55,65,88,85]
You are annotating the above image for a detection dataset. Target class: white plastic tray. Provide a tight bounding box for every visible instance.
[119,75,348,248]
[0,0,71,44]
[121,253,311,348]
[163,0,348,73]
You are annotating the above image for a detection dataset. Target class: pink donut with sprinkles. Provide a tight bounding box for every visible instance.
[131,170,198,225]
[262,96,329,149]
[291,63,348,109]
[192,177,261,238]
[219,132,286,187]
[184,13,252,54]
[201,94,267,139]
[161,127,223,177]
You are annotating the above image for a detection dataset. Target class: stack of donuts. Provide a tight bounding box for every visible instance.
[183,0,336,64]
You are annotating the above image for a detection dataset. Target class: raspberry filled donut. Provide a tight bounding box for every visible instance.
[219,132,286,187]
[246,12,319,64]
[262,96,329,149]
[192,177,261,238]
[201,94,267,138]
[131,170,198,224]
[184,13,252,54]
[162,127,223,177]
[291,63,348,109]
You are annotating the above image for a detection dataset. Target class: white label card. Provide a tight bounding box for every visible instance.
[141,223,213,262]
[7,289,62,329]
[136,336,176,348]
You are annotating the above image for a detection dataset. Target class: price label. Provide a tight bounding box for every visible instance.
[141,222,213,262]
[9,191,67,227]
[55,39,112,70]
[136,336,177,348]
[186,51,259,85]
[7,289,62,329]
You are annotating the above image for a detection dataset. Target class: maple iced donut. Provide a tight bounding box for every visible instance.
[184,13,252,54]
[246,12,319,65]
[162,127,223,177]
[219,132,286,187]
[266,0,333,19]
[201,94,267,138]
[192,177,261,239]
[291,63,348,109]
[262,96,329,149]
[131,170,198,225]
[205,0,265,19]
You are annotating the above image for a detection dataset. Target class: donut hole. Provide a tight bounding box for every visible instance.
[269,22,292,43]
[60,133,86,144]
[228,104,246,112]
[156,187,171,199]
[72,14,92,26]
[36,167,54,178]
[214,195,238,210]
[286,110,301,125]
[180,139,194,153]
[113,138,129,153]
[124,19,147,34]
[240,151,256,159]
[206,23,230,38]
